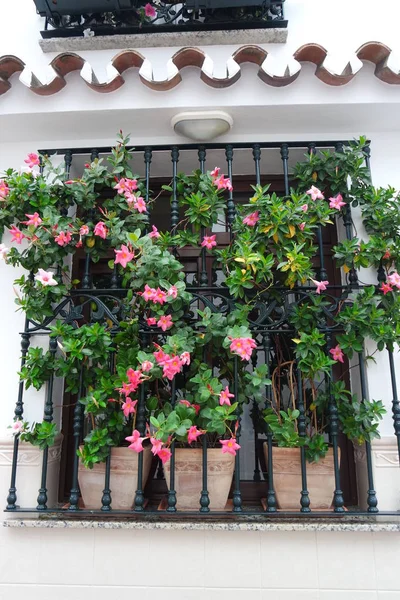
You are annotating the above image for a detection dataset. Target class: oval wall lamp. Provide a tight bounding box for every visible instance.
[171,111,233,141]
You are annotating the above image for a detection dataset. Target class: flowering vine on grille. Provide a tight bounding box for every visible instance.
[0,133,398,472]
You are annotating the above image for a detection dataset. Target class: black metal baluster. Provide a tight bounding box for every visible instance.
[62,150,73,217]
[167,378,177,512]
[199,147,208,287]
[37,335,58,510]
[68,367,85,511]
[251,349,261,483]
[297,366,311,512]
[363,143,371,176]
[144,146,152,230]
[7,314,31,510]
[225,145,235,229]
[358,351,379,513]
[307,144,328,281]
[171,146,179,231]
[263,333,277,511]
[253,144,261,186]
[388,350,400,461]
[198,146,206,173]
[200,435,210,512]
[232,355,243,512]
[101,453,112,511]
[280,143,289,196]
[134,336,147,512]
[326,332,345,512]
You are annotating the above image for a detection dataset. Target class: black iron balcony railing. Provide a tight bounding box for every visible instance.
[33,0,287,39]
[5,140,400,521]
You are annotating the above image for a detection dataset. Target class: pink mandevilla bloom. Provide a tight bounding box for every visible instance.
[114,244,134,269]
[94,222,107,239]
[229,337,257,361]
[157,447,172,464]
[55,231,72,247]
[35,268,58,287]
[0,179,9,199]
[11,420,24,434]
[157,315,173,332]
[201,235,217,250]
[142,284,157,301]
[299,222,306,231]
[300,204,308,212]
[23,213,42,228]
[24,153,40,169]
[146,317,157,326]
[167,285,178,299]
[329,194,346,210]
[380,282,393,295]
[150,437,163,455]
[144,2,157,17]
[122,398,138,417]
[210,167,220,179]
[243,211,260,227]
[220,438,241,456]
[214,175,233,192]
[149,225,160,239]
[114,178,138,194]
[388,272,400,289]
[79,225,89,236]
[179,399,191,408]
[180,352,190,366]
[133,197,147,213]
[219,385,234,406]
[0,243,9,260]
[152,288,167,304]
[329,345,344,363]
[162,355,183,380]
[9,225,25,244]
[311,278,329,294]
[306,186,324,201]
[187,426,202,444]
[127,368,143,391]
[126,430,145,453]
[153,348,169,365]
[141,360,154,372]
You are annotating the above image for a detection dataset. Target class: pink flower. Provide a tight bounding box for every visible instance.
[142,284,157,302]
[94,222,108,239]
[388,272,400,289]
[210,167,220,179]
[243,211,260,227]
[179,399,191,408]
[157,447,172,464]
[306,186,324,201]
[150,437,163,455]
[214,175,233,192]
[299,222,306,231]
[55,231,72,246]
[22,212,42,228]
[219,386,234,406]
[133,197,147,213]
[24,153,40,169]
[0,179,10,199]
[149,225,160,239]
[75,240,83,248]
[11,420,24,434]
[157,315,173,332]
[188,426,202,444]
[180,352,191,366]
[300,204,308,212]
[0,243,9,260]
[122,397,138,417]
[141,360,153,372]
[144,2,157,17]
[167,285,178,299]
[329,345,344,363]
[201,235,217,250]
[154,348,170,365]
[152,288,167,305]
[9,225,25,244]
[125,193,136,206]
[311,278,329,294]
[146,317,157,326]
[229,337,257,361]
[118,382,136,397]
[383,251,391,260]
[220,438,241,456]
[35,268,58,287]
[114,178,138,194]
[127,368,143,391]
[329,194,346,210]
[193,404,201,415]
[79,225,89,236]
[114,244,134,269]
[380,282,393,295]
[162,355,183,380]
[126,429,145,453]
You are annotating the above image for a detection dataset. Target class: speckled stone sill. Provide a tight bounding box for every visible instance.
[3,519,400,532]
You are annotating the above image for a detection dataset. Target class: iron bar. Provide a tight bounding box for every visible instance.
[171,146,179,231]
[263,333,277,511]
[388,350,400,461]
[166,378,177,512]
[297,366,311,513]
[280,143,289,196]
[68,367,85,511]
[225,145,235,228]
[101,453,112,511]
[232,355,243,512]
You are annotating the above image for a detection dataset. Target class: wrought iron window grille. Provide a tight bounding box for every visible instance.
[33,0,287,39]
[5,139,400,521]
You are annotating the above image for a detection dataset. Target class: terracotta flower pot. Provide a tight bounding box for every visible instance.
[78,446,152,509]
[263,444,339,510]
[163,447,235,510]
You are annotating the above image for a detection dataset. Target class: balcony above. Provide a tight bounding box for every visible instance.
[33,0,288,52]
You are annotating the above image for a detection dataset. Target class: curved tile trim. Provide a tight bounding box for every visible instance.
[0,41,399,97]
